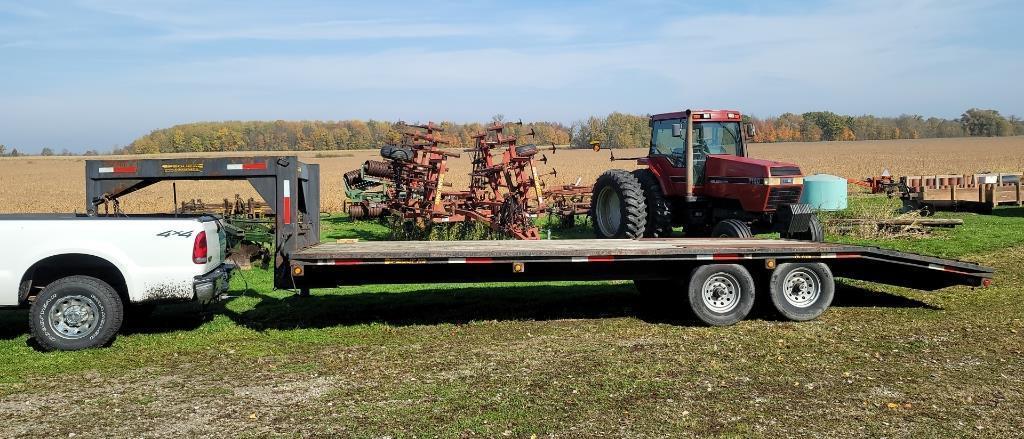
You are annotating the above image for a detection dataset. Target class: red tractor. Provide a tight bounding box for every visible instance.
[591,109,823,240]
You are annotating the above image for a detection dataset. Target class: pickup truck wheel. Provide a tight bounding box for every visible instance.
[29,276,124,351]
[687,264,756,326]
[768,263,834,321]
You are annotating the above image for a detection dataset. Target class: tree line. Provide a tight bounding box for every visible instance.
[748,108,1024,143]
[2,108,1020,156]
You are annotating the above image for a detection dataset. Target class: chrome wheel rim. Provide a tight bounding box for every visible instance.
[782,268,821,308]
[701,273,741,313]
[48,294,100,339]
[596,187,622,236]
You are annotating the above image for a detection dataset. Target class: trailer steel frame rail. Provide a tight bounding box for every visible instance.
[85,156,319,289]
[289,238,993,291]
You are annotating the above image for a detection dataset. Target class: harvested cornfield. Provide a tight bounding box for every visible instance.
[1,137,1021,213]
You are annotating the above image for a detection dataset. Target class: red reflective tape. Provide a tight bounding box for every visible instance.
[713,254,741,260]
[333,259,362,266]
[242,162,267,170]
[836,253,859,259]
[283,197,292,224]
[465,257,493,264]
[588,255,615,262]
[114,166,137,173]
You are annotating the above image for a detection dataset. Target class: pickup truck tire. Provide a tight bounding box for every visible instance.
[30,276,124,351]
[768,262,834,321]
[687,264,756,326]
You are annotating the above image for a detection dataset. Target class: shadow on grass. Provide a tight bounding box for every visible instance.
[831,281,941,310]
[991,206,1024,218]
[0,280,942,341]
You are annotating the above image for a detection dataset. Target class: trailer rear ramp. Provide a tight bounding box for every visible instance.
[291,238,993,291]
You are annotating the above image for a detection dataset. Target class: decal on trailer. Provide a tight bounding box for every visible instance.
[161,163,205,173]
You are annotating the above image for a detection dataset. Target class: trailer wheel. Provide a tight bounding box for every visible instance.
[711,219,753,238]
[590,170,647,239]
[632,169,673,237]
[768,263,834,321]
[29,276,124,351]
[687,264,756,326]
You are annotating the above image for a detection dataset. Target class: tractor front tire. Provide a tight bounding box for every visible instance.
[784,215,824,242]
[590,170,647,239]
[632,169,673,237]
[711,219,753,238]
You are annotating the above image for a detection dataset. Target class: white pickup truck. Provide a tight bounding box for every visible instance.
[0,215,234,351]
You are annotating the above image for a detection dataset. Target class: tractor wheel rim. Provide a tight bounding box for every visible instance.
[701,273,741,313]
[596,187,622,235]
[783,268,821,308]
[48,294,100,339]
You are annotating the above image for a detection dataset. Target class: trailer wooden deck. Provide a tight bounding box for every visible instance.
[290,238,993,291]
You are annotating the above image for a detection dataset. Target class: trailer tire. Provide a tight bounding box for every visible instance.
[590,170,647,239]
[632,169,673,237]
[29,276,124,351]
[711,219,753,238]
[687,264,756,326]
[768,263,834,321]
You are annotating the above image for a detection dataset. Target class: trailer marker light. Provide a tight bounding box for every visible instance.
[292,265,304,276]
[765,259,777,269]
[513,262,525,273]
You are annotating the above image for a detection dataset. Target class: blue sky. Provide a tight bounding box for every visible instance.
[1,0,1021,152]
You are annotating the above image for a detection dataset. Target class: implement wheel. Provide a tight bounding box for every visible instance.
[768,262,834,321]
[687,264,756,326]
[590,170,647,239]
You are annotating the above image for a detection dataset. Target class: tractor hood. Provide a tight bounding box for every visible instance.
[705,155,803,179]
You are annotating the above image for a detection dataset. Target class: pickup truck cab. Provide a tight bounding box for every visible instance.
[0,215,234,351]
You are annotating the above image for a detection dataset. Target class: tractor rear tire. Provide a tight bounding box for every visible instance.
[590,170,647,239]
[711,219,753,238]
[632,169,673,237]
[784,215,824,242]
[687,264,756,326]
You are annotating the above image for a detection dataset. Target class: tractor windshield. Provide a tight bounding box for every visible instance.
[693,122,744,156]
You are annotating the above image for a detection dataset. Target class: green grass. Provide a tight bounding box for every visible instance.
[1,197,1022,437]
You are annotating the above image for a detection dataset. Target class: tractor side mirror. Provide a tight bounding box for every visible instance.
[745,123,756,138]
[671,123,683,137]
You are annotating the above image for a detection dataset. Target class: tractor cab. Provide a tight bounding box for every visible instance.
[644,110,750,195]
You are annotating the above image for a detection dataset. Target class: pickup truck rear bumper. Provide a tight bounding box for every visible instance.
[194,263,236,304]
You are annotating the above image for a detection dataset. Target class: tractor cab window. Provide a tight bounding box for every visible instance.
[650,119,686,167]
[692,122,744,157]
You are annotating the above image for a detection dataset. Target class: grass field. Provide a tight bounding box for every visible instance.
[1,196,1022,437]
[1,136,1022,213]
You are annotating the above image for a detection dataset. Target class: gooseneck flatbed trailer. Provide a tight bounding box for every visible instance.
[85,156,994,326]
